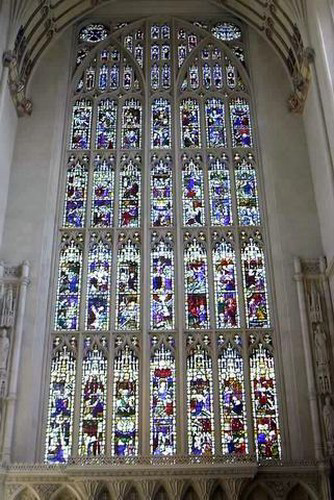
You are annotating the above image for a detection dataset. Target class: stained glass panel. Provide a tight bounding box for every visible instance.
[212,239,239,328]
[182,159,205,226]
[152,98,171,149]
[184,238,209,329]
[63,158,88,228]
[230,98,252,148]
[85,240,112,330]
[79,339,108,456]
[70,99,92,150]
[205,98,226,148]
[187,344,214,455]
[45,338,76,463]
[96,98,117,150]
[116,239,140,330]
[55,239,82,330]
[208,155,232,226]
[119,158,141,228]
[151,238,175,330]
[79,24,109,43]
[235,156,261,226]
[211,22,242,41]
[151,343,176,455]
[91,156,114,227]
[112,345,139,456]
[241,237,270,328]
[180,98,201,148]
[250,343,281,459]
[151,156,173,227]
[122,99,142,149]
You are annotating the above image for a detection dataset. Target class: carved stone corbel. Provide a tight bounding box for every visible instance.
[2,51,32,117]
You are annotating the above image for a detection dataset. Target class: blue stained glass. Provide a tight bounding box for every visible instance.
[182,159,205,226]
[122,99,142,149]
[188,34,198,51]
[123,64,133,90]
[63,158,88,228]
[112,345,139,456]
[161,44,170,60]
[161,64,171,89]
[124,35,133,52]
[211,22,242,41]
[151,63,160,90]
[110,64,120,89]
[187,344,214,455]
[91,156,114,227]
[226,61,237,89]
[208,156,232,226]
[235,156,261,226]
[116,239,141,330]
[86,240,112,330]
[178,44,187,67]
[151,239,175,330]
[152,98,171,149]
[151,24,160,39]
[202,63,212,89]
[46,338,76,463]
[212,239,239,328]
[85,65,96,91]
[80,24,109,43]
[213,64,223,89]
[230,98,253,148]
[184,238,210,329]
[151,156,173,227]
[151,44,160,60]
[55,239,82,330]
[96,98,117,150]
[161,24,171,39]
[189,64,199,90]
[180,98,201,148]
[151,343,176,455]
[70,99,92,150]
[98,64,109,90]
[119,159,141,228]
[135,44,144,67]
[205,98,226,148]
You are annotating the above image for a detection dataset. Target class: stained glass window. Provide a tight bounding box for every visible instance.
[151,341,176,455]
[116,238,141,330]
[187,342,214,455]
[208,155,232,226]
[241,235,270,328]
[119,157,141,228]
[218,340,248,454]
[91,155,115,227]
[96,99,117,150]
[63,156,88,228]
[182,158,205,227]
[112,343,139,456]
[122,99,142,149]
[184,238,209,329]
[230,98,253,148]
[211,22,242,41]
[151,236,175,330]
[55,237,82,331]
[235,154,260,226]
[45,338,76,463]
[250,341,281,459]
[212,237,239,328]
[151,155,173,227]
[70,99,92,150]
[79,24,109,43]
[152,98,171,149]
[180,98,201,148]
[205,98,226,148]
[85,238,112,330]
[79,338,108,456]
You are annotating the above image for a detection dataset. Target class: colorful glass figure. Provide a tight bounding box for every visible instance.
[235,157,261,226]
[55,239,82,330]
[152,98,171,149]
[151,156,173,227]
[116,239,140,330]
[182,159,205,226]
[226,62,237,89]
[241,237,270,328]
[70,99,92,150]
[178,44,187,67]
[205,98,226,148]
[202,63,212,89]
[76,48,89,68]
[250,343,281,459]
[110,64,120,90]
[135,43,144,67]
[122,99,142,149]
[79,24,109,43]
[91,156,114,227]
[45,338,76,463]
[151,344,176,455]
[79,339,107,456]
[218,343,248,454]
[211,22,242,41]
[85,240,112,330]
[161,64,171,89]
[151,63,160,90]
[208,156,232,226]
[184,239,210,329]
[180,99,201,148]
[230,98,253,148]
[187,344,214,455]
[98,64,109,90]
[189,64,199,90]
[151,239,175,330]
[213,239,239,328]
[151,44,160,60]
[112,345,139,456]
[85,65,96,91]
[63,158,88,228]
[119,159,141,228]
[213,64,223,89]
[96,99,117,150]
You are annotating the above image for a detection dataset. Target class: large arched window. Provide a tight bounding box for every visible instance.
[45,17,281,463]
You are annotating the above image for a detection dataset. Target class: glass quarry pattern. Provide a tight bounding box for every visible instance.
[47,17,281,463]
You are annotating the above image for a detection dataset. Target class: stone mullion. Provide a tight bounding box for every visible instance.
[105,330,115,456]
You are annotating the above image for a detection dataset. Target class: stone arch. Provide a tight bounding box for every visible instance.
[242,482,274,500]
[210,484,228,500]
[181,485,200,500]
[153,485,170,500]
[286,483,316,500]
[124,485,141,500]
[97,484,110,500]
[49,485,82,500]
[13,486,40,500]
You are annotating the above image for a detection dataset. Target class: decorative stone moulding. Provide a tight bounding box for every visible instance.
[3,0,314,117]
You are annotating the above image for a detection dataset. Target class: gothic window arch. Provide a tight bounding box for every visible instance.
[45,16,281,463]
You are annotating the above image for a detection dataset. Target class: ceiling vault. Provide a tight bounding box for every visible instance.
[2,0,313,116]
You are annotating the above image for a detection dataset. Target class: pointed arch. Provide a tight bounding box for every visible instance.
[125,485,141,500]
[286,483,316,500]
[49,486,81,500]
[242,482,274,500]
[210,484,228,500]
[182,485,200,500]
[153,485,170,500]
[13,486,40,500]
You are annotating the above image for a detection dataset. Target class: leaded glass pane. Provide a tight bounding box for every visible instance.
[151,237,175,330]
[116,239,141,330]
